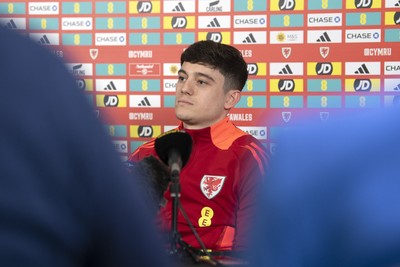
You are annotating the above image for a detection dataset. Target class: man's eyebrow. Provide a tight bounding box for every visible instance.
[178,69,216,83]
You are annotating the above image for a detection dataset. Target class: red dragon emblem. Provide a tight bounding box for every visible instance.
[200,175,226,199]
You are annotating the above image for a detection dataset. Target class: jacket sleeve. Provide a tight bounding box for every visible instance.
[233,140,269,251]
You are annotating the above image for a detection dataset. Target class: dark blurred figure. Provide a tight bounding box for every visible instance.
[126,156,171,212]
[0,28,170,267]
[247,108,400,267]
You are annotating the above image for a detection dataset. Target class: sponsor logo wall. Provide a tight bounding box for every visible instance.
[1,0,399,158]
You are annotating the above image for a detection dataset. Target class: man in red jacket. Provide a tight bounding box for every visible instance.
[129,40,268,255]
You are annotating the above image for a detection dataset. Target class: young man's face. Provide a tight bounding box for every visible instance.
[175,62,238,129]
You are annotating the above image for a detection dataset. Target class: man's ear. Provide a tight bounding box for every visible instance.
[224,90,241,110]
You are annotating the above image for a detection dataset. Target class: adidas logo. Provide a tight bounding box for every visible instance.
[172,2,185,12]
[2,19,17,29]
[242,33,257,43]
[104,81,117,91]
[355,63,370,74]
[317,32,331,42]
[38,35,51,45]
[207,18,221,28]
[395,0,400,6]
[279,64,293,75]
[394,84,400,91]
[138,97,151,106]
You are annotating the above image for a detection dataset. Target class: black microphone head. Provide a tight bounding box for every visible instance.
[154,130,192,168]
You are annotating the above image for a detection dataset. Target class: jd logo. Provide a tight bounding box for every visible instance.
[316,63,333,75]
[104,95,119,106]
[172,17,187,28]
[137,2,152,13]
[247,63,258,75]
[279,0,295,10]
[355,0,372,8]
[278,79,295,91]
[206,32,222,43]
[354,79,372,91]
[138,126,153,137]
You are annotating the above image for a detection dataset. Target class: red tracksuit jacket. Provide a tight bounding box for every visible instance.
[128,117,268,251]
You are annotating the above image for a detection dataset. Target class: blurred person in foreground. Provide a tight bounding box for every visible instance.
[0,27,170,267]
[128,40,268,256]
[247,108,400,267]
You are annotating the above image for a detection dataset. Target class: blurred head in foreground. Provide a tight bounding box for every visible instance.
[248,108,400,267]
[0,28,170,267]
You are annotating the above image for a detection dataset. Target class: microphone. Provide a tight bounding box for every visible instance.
[154,130,192,177]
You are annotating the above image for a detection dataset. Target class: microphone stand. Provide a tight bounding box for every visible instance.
[168,170,220,266]
[169,169,181,255]
[166,149,220,265]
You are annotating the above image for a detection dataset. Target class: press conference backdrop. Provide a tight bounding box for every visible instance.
[1,0,399,159]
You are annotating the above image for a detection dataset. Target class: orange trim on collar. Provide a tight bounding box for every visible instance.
[210,117,246,150]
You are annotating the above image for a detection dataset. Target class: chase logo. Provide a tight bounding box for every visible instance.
[384,62,400,75]
[307,62,342,75]
[345,29,381,42]
[163,79,177,92]
[96,95,127,108]
[112,140,128,154]
[29,2,59,15]
[307,13,342,27]
[247,63,267,76]
[129,1,161,14]
[270,0,304,10]
[163,16,195,29]
[233,15,267,28]
[62,17,92,30]
[238,127,267,140]
[347,0,382,8]
[95,33,126,46]
[130,125,161,138]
